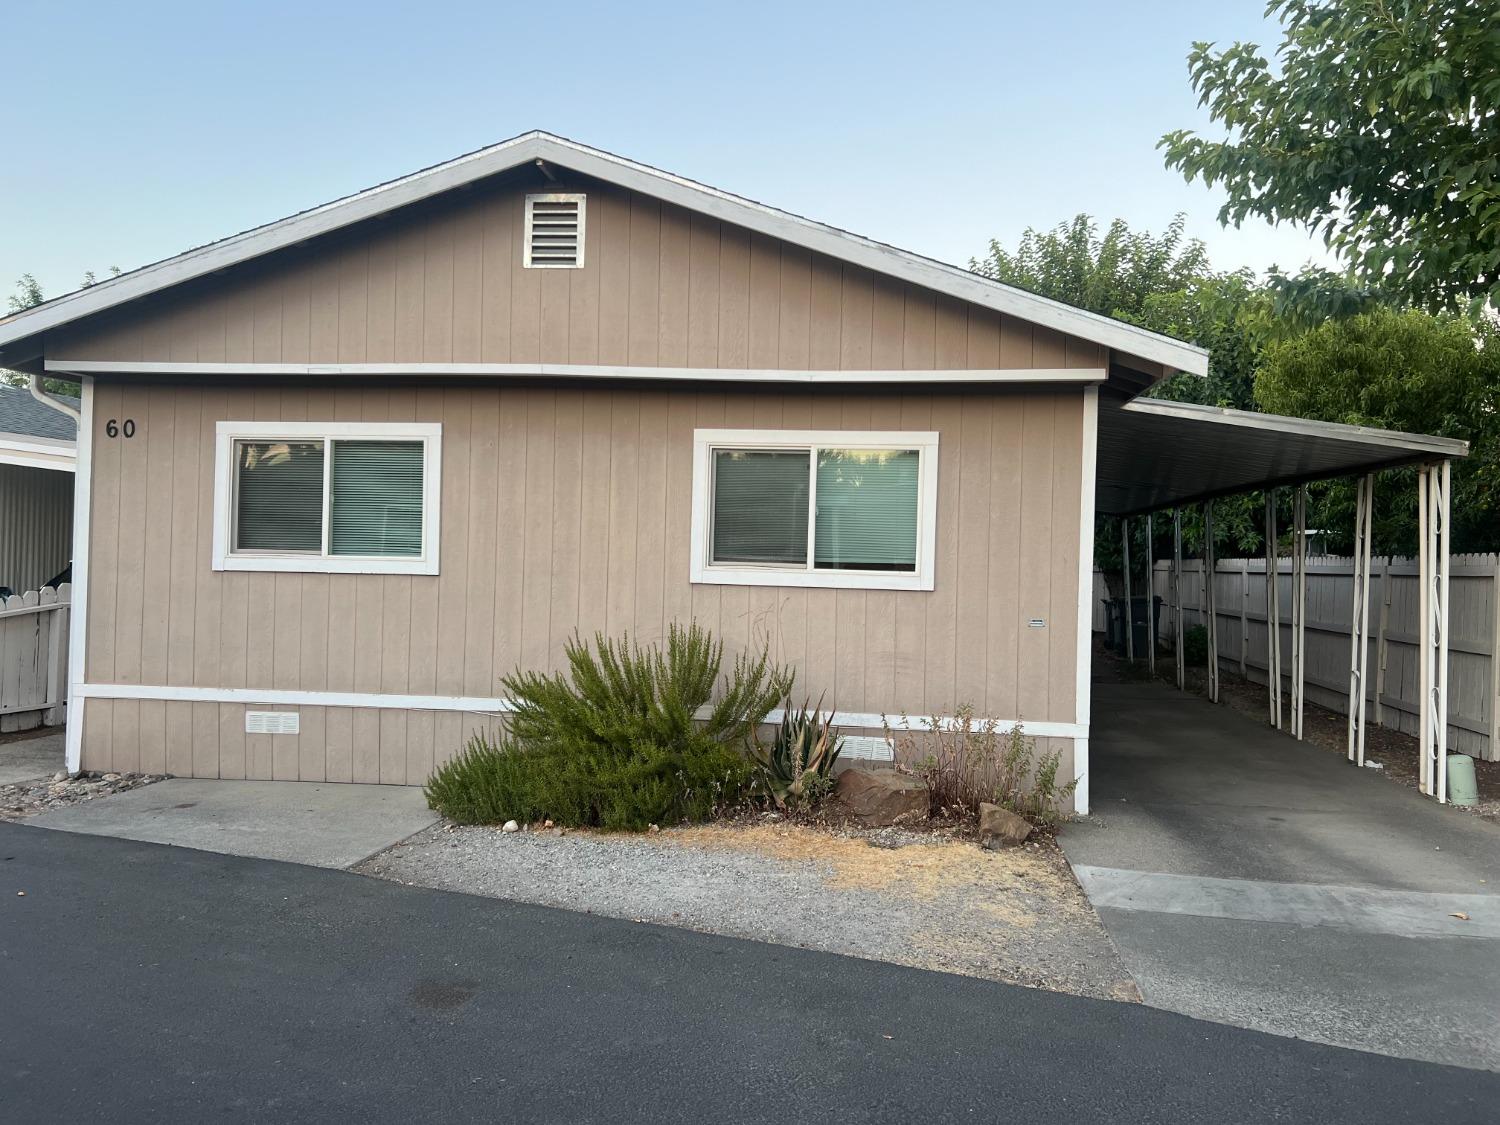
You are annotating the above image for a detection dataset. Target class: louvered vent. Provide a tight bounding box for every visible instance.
[524,193,586,268]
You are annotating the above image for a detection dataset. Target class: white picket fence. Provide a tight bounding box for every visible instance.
[0,584,71,732]
[1095,556,1500,761]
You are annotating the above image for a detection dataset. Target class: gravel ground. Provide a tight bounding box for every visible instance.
[0,771,168,822]
[358,818,1139,1002]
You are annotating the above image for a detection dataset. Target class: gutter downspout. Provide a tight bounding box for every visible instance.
[28,372,81,422]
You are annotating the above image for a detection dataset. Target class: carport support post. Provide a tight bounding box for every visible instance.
[1265,492,1282,730]
[1418,460,1452,801]
[1122,518,1135,662]
[1346,473,1375,766]
[1145,513,1156,678]
[1291,486,1307,740]
[1172,509,1185,690]
[1203,501,1219,703]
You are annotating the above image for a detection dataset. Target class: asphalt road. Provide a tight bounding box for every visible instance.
[2,824,1497,1124]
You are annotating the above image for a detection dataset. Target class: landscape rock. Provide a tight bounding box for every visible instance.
[501,820,520,833]
[835,768,929,827]
[978,802,1032,848]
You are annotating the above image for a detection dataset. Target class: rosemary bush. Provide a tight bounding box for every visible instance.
[425,622,792,831]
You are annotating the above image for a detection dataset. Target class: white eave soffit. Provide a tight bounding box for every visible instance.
[0,131,1209,378]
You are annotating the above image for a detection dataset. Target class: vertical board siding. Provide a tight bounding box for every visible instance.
[50,180,1108,374]
[0,463,73,594]
[79,382,1084,781]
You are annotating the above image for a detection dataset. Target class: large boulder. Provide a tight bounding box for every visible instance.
[978,802,1032,848]
[835,768,929,827]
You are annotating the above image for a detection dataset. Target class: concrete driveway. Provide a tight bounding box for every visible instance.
[1062,678,1500,1069]
[26,779,437,869]
[0,730,63,785]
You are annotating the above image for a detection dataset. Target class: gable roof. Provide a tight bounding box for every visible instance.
[0,384,78,441]
[0,131,1209,377]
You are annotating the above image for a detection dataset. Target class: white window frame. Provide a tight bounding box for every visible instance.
[212,421,442,575]
[689,428,939,592]
[523,192,586,268]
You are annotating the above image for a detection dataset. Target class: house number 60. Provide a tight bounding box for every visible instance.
[105,419,136,438]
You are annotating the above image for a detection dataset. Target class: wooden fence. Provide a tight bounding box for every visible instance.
[0,584,70,732]
[1095,556,1499,761]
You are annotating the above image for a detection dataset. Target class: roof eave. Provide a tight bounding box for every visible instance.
[0,132,1209,377]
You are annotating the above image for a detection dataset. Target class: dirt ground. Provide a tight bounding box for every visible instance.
[360,816,1140,1003]
[1099,638,1500,820]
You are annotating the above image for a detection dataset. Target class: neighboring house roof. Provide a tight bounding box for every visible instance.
[0,131,1208,378]
[0,384,79,440]
[0,384,78,472]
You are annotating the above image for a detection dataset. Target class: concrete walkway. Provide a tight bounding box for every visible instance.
[0,730,64,785]
[1061,679,1500,1070]
[26,779,437,869]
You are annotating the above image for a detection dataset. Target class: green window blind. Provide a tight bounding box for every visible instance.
[814,449,919,570]
[711,449,810,564]
[235,440,324,552]
[330,440,424,557]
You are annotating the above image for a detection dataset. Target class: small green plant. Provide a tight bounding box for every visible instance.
[1182,624,1209,666]
[752,696,844,809]
[425,621,792,831]
[885,705,1077,826]
[992,723,1077,828]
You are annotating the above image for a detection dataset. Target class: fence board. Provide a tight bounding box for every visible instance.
[0,584,71,732]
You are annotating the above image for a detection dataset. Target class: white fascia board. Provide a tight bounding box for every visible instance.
[1124,397,1471,459]
[48,359,1107,386]
[4,131,1208,376]
[0,432,77,472]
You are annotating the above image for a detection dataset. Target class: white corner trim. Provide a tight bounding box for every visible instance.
[63,377,94,772]
[689,428,939,593]
[69,680,1088,739]
[1073,385,1099,816]
[2,131,1207,376]
[211,421,442,575]
[45,359,1108,387]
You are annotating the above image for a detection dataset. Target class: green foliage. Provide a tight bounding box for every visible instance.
[424,622,791,830]
[993,724,1076,829]
[751,697,843,809]
[1161,1,1500,314]
[1255,309,1500,552]
[972,214,1212,324]
[1181,624,1209,668]
[7,273,44,313]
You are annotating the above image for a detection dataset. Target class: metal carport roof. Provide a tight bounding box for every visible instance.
[1096,393,1469,516]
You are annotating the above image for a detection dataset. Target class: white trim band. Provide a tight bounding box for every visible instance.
[47,359,1107,387]
[69,681,1088,738]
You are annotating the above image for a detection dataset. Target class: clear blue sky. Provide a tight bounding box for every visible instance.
[3,0,1333,302]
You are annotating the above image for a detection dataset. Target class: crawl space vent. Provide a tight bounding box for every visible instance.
[839,735,895,763]
[524,193,586,268]
[245,711,300,735]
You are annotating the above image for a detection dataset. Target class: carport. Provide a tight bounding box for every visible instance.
[1095,391,1470,802]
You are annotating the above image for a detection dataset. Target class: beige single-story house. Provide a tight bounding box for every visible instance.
[0,132,1222,814]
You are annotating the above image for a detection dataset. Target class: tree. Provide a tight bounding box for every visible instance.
[1161,0,1500,314]
[1255,308,1500,553]
[973,214,1271,576]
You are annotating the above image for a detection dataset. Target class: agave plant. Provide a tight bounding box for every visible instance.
[753,696,844,809]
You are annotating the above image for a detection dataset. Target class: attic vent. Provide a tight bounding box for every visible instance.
[524,193,586,268]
